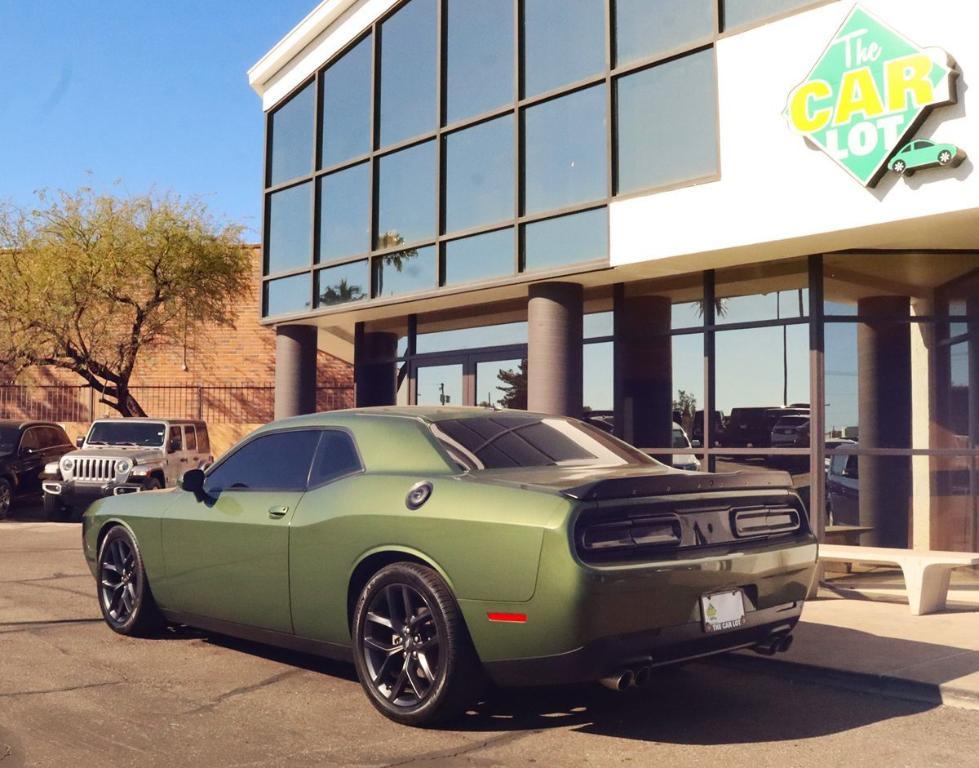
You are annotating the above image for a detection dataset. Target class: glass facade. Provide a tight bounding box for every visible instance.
[262,0,727,316]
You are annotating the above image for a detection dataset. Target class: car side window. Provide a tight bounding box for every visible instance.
[829,455,847,476]
[46,427,69,448]
[197,426,211,454]
[169,426,183,453]
[19,429,40,453]
[184,426,198,452]
[309,430,362,486]
[204,430,322,493]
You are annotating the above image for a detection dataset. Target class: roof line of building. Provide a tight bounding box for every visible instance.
[247,0,357,98]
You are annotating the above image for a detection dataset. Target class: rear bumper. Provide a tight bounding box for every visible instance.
[485,600,801,686]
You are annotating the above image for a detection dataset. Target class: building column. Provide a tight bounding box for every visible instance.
[354,328,398,407]
[527,282,583,417]
[274,325,317,420]
[858,296,912,548]
[615,293,673,448]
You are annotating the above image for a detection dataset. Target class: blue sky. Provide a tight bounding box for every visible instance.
[0,0,318,242]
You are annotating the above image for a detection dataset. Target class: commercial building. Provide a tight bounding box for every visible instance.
[249,0,979,552]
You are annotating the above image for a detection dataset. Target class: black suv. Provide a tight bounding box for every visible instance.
[0,421,74,519]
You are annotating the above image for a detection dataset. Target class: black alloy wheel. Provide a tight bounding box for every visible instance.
[352,562,482,726]
[96,526,164,636]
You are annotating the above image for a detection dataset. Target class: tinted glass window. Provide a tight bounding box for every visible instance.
[88,422,166,447]
[316,260,369,307]
[310,430,362,485]
[374,246,437,298]
[268,82,314,186]
[0,427,19,454]
[205,430,321,493]
[265,273,312,318]
[433,415,654,470]
[446,0,513,123]
[377,141,436,248]
[184,426,198,452]
[169,426,183,452]
[722,0,815,31]
[444,115,514,234]
[266,182,313,275]
[523,86,607,214]
[320,36,373,167]
[443,228,514,286]
[523,207,608,272]
[616,49,718,195]
[43,426,70,448]
[19,429,40,452]
[416,320,527,354]
[197,427,211,454]
[523,0,605,97]
[319,163,370,262]
[379,0,437,147]
[615,0,715,66]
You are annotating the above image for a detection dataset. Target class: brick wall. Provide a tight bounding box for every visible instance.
[3,245,353,414]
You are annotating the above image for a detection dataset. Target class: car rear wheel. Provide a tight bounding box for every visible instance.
[352,562,482,727]
[97,526,165,637]
[939,150,953,165]
[0,478,12,519]
[43,492,70,521]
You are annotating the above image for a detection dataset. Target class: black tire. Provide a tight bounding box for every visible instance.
[893,160,906,174]
[142,477,162,491]
[352,562,482,727]
[96,526,165,637]
[939,150,953,165]
[0,478,12,520]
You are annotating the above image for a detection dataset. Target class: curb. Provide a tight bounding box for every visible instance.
[709,652,979,711]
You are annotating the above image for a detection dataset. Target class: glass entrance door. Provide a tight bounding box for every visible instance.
[410,351,526,407]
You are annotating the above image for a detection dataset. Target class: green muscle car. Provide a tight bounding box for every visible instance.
[83,407,817,726]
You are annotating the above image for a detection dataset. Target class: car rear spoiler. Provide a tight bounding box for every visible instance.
[561,470,796,502]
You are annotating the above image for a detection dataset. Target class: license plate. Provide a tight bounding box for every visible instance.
[701,589,746,633]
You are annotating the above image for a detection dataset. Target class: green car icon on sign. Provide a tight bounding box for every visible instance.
[889,139,965,176]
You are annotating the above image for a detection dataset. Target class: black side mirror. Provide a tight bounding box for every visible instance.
[180,468,206,499]
[75,436,85,448]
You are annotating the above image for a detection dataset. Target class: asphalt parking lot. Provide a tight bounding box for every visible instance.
[3,511,979,768]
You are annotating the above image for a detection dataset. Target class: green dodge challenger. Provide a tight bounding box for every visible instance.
[82,407,818,726]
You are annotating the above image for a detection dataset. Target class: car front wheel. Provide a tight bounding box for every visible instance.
[0,478,12,519]
[892,160,907,174]
[939,150,953,165]
[96,526,165,637]
[352,562,482,727]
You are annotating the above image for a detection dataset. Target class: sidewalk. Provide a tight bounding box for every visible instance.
[722,577,979,710]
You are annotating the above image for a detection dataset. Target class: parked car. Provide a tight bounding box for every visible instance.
[671,423,702,471]
[723,406,808,448]
[690,410,725,447]
[0,421,74,519]
[889,139,965,175]
[770,415,810,448]
[42,418,211,521]
[82,407,817,726]
[826,451,859,525]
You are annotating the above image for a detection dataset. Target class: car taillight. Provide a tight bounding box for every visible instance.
[579,516,681,553]
[731,507,800,538]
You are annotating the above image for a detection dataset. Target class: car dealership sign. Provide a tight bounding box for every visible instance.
[784,5,958,186]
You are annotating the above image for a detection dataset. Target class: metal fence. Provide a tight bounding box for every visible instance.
[0,384,354,424]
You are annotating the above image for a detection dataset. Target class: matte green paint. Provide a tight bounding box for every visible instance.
[83,407,817,669]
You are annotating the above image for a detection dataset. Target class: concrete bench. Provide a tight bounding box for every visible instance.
[818,544,979,615]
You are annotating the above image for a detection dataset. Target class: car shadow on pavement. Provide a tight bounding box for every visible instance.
[451,661,938,744]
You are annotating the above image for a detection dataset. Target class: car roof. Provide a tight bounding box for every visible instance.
[90,417,205,425]
[263,406,570,430]
[0,420,63,430]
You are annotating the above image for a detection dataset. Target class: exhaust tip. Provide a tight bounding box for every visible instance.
[599,669,635,692]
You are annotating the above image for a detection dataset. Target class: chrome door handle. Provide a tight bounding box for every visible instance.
[268,505,289,519]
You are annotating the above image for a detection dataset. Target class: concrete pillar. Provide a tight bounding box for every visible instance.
[857,296,912,548]
[274,325,318,420]
[615,294,673,448]
[527,282,583,417]
[355,331,398,407]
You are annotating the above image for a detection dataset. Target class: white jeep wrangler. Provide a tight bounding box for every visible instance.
[42,418,212,521]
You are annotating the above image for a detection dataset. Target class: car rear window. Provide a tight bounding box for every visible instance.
[431,414,655,470]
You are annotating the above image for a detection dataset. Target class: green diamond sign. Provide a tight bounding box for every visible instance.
[784,5,958,187]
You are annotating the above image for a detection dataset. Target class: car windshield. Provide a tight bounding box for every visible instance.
[86,421,167,447]
[672,428,690,449]
[0,427,19,455]
[431,414,656,471]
